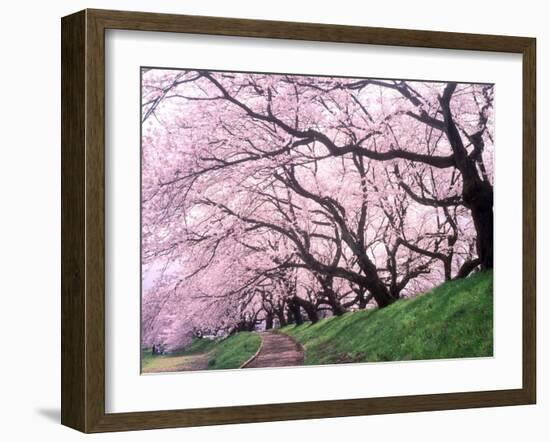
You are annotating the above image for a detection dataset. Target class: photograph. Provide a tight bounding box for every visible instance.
[140,69,494,374]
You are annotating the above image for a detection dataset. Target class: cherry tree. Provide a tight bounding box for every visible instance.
[141,69,492,349]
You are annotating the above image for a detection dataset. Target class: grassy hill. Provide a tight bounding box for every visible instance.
[204,331,261,369]
[280,271,493,365]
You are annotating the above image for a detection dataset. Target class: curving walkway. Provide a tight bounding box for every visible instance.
[242,331,304,368]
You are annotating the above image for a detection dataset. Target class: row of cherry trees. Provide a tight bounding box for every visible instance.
[141,69,494,349]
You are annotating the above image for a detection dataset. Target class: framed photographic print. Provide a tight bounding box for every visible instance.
[61,9,536,433]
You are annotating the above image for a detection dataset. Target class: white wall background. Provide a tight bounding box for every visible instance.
[0,0,546,440]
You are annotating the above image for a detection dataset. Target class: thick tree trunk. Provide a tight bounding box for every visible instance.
[454,257,482,280]
[325,290,347,316]
[320,279,347,316]
[288,299,304,325]
[471,204,493,270]
[275,309,287,327]
[441,83,494,271]
[443,259,452,281]
[355,253,395,308]
[357,291,374,309]
[467,192,494,270]
[293,296,319,323]
[286,307,294,325]
[368,279,394,308]
[355,286,372,309]
[463,180,493,270]
[265,311,273,330]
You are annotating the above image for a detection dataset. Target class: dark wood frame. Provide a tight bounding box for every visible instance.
[61,8,536,433]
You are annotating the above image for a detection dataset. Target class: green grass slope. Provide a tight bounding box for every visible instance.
[205,331,262,369]
[280,271,493,365]
[141,331,261,373]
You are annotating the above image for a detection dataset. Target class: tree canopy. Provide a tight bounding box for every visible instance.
[141,69,494,350]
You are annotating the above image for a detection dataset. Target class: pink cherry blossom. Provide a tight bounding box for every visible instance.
[141,69,493,349]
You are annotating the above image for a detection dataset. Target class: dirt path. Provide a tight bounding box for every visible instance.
[142,353,209,373]
[242,332,304,369]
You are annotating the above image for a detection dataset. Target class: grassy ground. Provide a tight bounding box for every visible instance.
[141,331,261,373]
[205,331,262,369]
[280,271,493,365]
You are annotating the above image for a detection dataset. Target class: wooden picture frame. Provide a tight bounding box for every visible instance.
[61,8,536,433]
